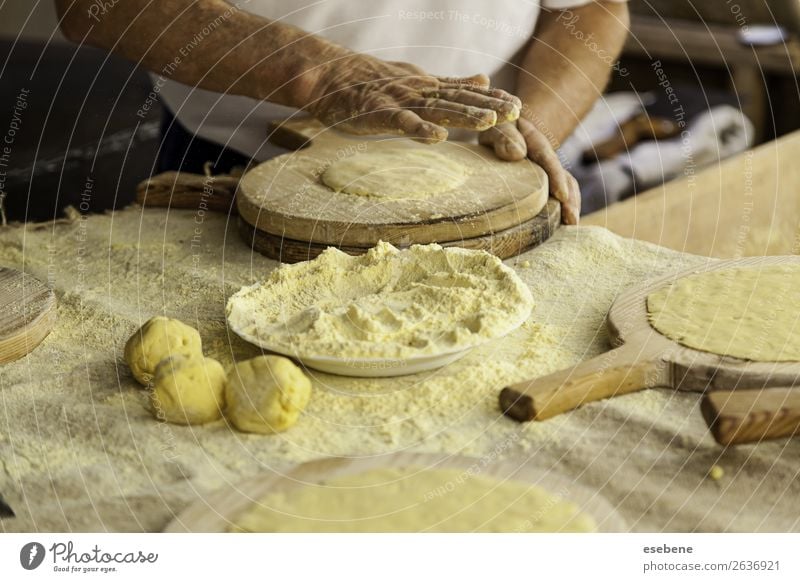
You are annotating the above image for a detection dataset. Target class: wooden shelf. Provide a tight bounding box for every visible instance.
[625,15,800,74]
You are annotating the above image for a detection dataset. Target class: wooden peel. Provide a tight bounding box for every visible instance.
[136,166,242,213]
[499,256,800,445]
[0,267,57,365]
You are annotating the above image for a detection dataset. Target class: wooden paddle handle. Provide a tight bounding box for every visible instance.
[500,340,669,422]
[702,388,800,445]
[135,171,240,213]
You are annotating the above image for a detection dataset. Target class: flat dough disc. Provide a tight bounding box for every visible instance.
[321,149,468,199]
[647,265,800,361]
[230,467,596,532]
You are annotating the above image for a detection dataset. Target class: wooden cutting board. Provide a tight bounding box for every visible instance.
[164,452,625,532]
[238,198,560,263]
[499,256,800,444]
[0,268,57,365]
[237,118,550,247]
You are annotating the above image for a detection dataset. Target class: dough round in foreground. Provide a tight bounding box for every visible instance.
[226,242,534,361]
[124,316,202,385]
[230,467,595,532]
[150,354,227,425]
[647,264,800,361]
[321,149,468,199]
[225,355,312,434]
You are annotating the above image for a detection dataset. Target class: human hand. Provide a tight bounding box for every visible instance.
[304,54,521,143]
[479,117,581,225]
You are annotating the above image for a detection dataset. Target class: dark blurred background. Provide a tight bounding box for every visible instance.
[0,0,798,222]
[0,2,162,222]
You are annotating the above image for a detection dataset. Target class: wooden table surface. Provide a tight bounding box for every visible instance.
[584,130,800,258]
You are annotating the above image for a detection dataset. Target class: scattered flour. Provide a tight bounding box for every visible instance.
[0,207,798,533]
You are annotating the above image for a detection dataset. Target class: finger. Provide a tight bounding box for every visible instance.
[385,61,427,76]
[433,88,520,122]
[479,123,527,161]
[439,84,522,120]
[540,158,576,225]
[437,73,491,89]
[565,174,581,225]
[413,98,498,130]
[335,106,449,143]
[372,108,449,143]
[517,121,576,224]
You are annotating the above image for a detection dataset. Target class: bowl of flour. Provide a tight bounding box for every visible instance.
[226,242,533,377]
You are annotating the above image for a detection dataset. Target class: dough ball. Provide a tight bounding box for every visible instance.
[150,354,227,425]
[124,316,202,385]
[225,356,312,434]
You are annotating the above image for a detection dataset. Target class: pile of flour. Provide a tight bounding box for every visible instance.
[226,241,533,360]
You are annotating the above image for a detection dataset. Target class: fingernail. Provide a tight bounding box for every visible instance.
[477,110,498,130]
[505,105,521,122]
[424,123,448,142]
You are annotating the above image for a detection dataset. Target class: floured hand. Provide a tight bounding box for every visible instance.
[304,54,521,143]
[480,118,581,225]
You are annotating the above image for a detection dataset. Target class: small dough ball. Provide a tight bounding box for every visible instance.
[125,316,202,385]
[150,354,227,425]
[225,356,312,434]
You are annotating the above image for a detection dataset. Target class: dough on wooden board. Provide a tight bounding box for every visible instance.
[321,149,468,199]
[647,265,800,361]
[150,354,227,425]
[230,467,596,532]
[124,316,202,385]
[225,355,312,434]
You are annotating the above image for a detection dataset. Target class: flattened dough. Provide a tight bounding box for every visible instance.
[230,467,595,532]
[647,265,800,361]
[321,149,468,199]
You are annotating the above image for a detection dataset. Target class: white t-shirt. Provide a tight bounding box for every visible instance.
[157,0,617,160]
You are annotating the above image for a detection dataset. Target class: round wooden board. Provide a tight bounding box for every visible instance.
[237,119,549,246]
[239,198,560,263]
[501,255,800,422]
[164,452,626,533]
[0,268,57,365]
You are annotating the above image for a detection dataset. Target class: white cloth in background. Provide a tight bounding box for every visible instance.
[562,95,754,213]
[156,0,627,160]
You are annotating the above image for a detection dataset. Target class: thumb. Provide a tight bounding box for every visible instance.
[479,123,527,161]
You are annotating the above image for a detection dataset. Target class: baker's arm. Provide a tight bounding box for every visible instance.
[55,0,520,142]
[480,1,630,223]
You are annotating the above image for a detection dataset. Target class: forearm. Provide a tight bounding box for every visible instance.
[55,0,345,109]
[517,1,629,147]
